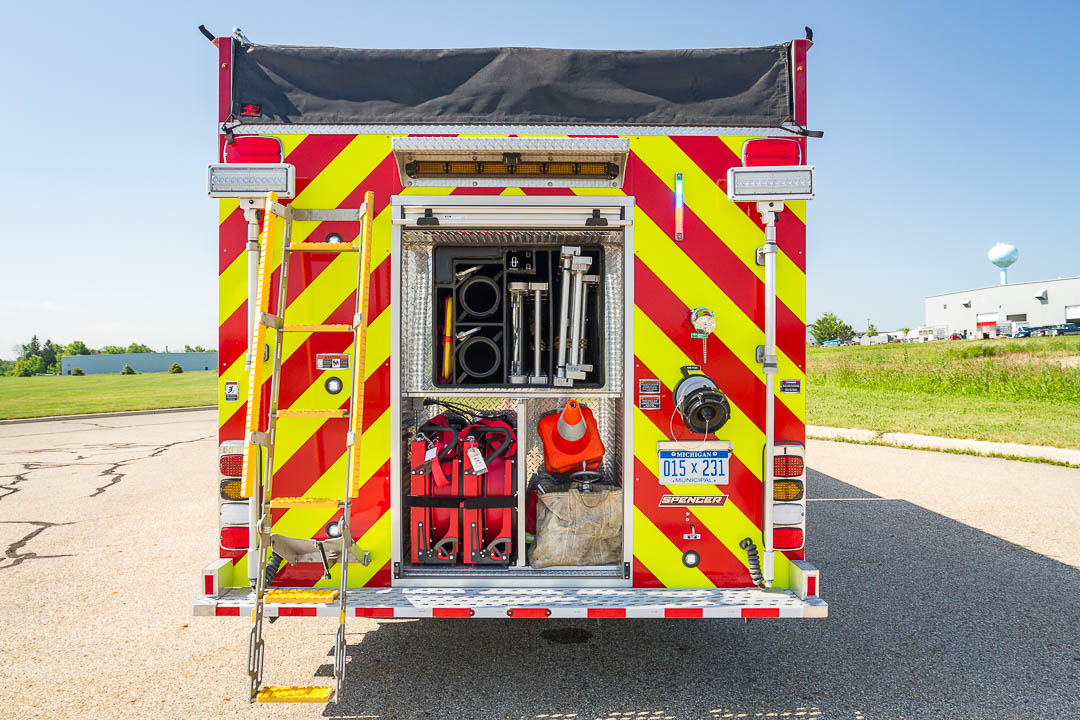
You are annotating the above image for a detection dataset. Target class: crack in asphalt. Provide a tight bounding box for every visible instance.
[0,473,29,501]
[88,435,213,498]
[0,520,75,569]
[0,434,213,501]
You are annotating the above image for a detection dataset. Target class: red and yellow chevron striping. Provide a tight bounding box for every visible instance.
[219,132,806,589]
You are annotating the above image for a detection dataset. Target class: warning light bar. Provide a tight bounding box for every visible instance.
[404,160,619,179]
[207,163,295,198]
[726,165,814,202]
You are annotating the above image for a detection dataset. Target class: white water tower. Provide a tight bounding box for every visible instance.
[988,242,1018,285]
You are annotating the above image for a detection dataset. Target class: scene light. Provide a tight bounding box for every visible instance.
[207,163,296,198]
[726,165,814,202]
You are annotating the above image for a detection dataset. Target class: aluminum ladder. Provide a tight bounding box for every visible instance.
[239,190,376,704]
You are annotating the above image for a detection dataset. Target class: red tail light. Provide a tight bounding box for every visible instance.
[224,135,283,163]
[219,454,243,477]
[773,527,804,550]
[742,137,802,167]
[774,454,804,478]
[220,527,249,551]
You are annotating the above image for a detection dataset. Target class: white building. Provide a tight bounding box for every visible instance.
[925,277,1080,339]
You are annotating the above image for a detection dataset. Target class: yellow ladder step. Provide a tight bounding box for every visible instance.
[282,324,354,332]
[287,242,357,252]
[264,588,339,604]
[276,409,348,419]
[269,497,343,509]
[256,686,334,703]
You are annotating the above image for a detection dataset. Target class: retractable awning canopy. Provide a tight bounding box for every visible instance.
[229,42,795,127]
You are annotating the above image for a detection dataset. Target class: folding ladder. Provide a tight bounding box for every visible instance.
[239,190,376,703]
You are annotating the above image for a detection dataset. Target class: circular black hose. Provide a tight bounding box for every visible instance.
[459,275,501,318]
[458,336,501,379]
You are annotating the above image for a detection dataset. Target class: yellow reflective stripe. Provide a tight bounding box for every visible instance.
[275,134,307,158]
[633,307,764,482]
[631,137,806,323]
[218,254,248,326]
[219,199,241,225]
[632,507,713,588]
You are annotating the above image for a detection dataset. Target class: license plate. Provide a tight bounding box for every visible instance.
[658,449,729,485]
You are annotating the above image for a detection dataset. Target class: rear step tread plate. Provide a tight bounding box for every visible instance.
[256,686,334,703]
[196,586,827,618]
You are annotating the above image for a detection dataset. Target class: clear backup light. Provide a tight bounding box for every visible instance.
[207,163,295,198]
[726,165,815,201]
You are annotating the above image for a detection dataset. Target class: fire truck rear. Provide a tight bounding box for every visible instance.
[194,29,826,704]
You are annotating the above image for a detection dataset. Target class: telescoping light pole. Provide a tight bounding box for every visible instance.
[727,163,815,586]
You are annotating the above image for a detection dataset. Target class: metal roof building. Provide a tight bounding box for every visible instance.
[60,352,217,375]
[924,277,1080,338]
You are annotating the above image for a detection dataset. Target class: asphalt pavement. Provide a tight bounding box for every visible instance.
[0,411,1077,720]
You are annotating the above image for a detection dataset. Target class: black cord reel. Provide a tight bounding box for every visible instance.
[672,366,731,434]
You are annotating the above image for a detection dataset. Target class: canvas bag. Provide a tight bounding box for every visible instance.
[529,485,622,568]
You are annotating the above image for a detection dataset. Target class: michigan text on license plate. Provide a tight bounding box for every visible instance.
[658,450,729,485]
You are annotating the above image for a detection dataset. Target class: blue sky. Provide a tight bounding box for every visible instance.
[2,0,1077,358]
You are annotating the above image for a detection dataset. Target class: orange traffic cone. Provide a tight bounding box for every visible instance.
[538,399,606,474]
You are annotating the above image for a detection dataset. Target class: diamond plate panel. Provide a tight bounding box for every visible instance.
[400,229,625,396]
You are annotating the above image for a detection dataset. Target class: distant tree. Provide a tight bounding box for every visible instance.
[127,343,154,354]
[40,340,60,372]
[13,355,45,377]
[184,345,209,353]
[0,359,14,375]
[867,323,878,336]
[809,313,856,344]
[21,335,41,358]
[121,364,137,375]
[71,367,85,376]
[100,345,126,354]
[168,362,184,374]
[65,340,91,356]
[899,327,911,336]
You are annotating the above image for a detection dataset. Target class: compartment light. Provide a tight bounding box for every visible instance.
[207,163,295,198]
[726,165,814,201]
[674,172,684,241]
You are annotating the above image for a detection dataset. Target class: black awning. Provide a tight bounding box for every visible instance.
[230,43,792,127]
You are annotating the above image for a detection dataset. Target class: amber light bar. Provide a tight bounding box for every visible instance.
[405,160,619,179]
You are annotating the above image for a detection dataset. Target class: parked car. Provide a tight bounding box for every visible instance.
[1012,329,1032,338]
[949,333,965,340]
[1049,323,1080,336]
[1029,327,1049,337]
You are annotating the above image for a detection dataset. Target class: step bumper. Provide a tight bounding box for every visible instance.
[193,585,827,620]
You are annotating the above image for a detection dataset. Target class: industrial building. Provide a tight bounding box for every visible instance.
[60,351,217,375]
[924,277,1080,338]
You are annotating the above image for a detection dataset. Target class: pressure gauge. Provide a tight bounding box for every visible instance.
[690,307,716,335]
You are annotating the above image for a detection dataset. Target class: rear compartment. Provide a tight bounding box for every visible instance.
[392,203,631,585]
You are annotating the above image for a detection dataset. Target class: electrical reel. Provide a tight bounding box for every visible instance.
[672,366,731,434]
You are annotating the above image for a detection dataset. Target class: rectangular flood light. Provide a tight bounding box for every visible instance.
[207,163,295,198]
[726,165,814,202]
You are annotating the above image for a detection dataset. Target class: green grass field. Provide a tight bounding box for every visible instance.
[0,371,216,420]
[807,337,1080,448]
